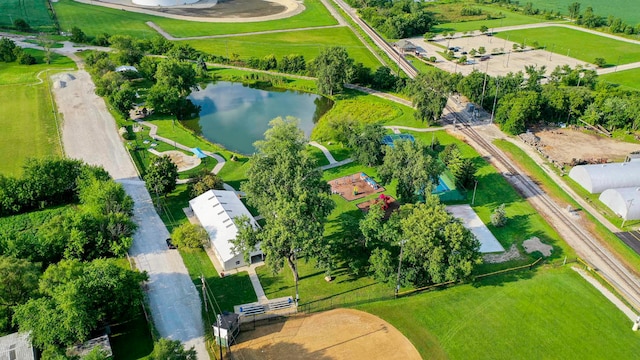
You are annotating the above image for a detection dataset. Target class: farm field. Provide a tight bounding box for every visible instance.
[184,27,381,70]
[0,0,55,30]
[359,267,640,359]
[525,0,640,25]
[432,4,549,34]
[0,50,75,176]
[54,0,337,38]
[495,26,640,65]
[600,68,640,91]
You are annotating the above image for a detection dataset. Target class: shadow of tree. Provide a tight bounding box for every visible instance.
[232,340,334,360]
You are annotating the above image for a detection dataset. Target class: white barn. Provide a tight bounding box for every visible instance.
[568,162,640,194]
[189,190,263,271]
[599,188,640,221]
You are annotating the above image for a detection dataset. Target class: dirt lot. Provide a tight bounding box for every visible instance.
[532,127,640,165]
[233,309,421,360]
[329,173,385,201]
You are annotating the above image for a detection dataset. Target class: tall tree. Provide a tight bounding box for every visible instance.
[0,256,40,308]
[348,123,386,167]
[311,47,354,95]
[568,2,581,20]
[144,155,179,198]
[410,71,459,124]
[150,338,197,360]
[235,117,335,293]
[378,140,444,203]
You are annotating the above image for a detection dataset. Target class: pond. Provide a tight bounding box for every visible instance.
[184,81,333,155]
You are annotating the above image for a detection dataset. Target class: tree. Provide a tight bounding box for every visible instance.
[369,248,395,284]
[491,204,507,227]
[0,38,19,63]
[17,52,36,65]
[0,256,40,307]
[13,19,30,32]
[479,25,488,34]
[38,33,56,64]
[478,46,486,55]
[457,55,468,64]
[188,170,224,198]
[311,47,354,95]
[347,123,385,167]
[150,338,197,360]
[171,223,208,249]
[524,65,546,92]
[372,66,396,90]
[69,27,87,44]
[568,2,581,20]
[109,35,143,65]
[594,57,607,68]
[144,155,179,198]
[109,82,137,118]
[449,156,477,189]
[378,140,444,203]
[410,71,458,125]
[236,117,335,288]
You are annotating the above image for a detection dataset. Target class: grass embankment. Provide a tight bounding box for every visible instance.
[493,139,640,274]
[430,2,549,34]
[525,0,640,24]
[495,26,640,65]
[0,0,56,30]
[600,68,640,91]
[54,0,336,38]
[185,26,382,70]
[359,267,640,359]
[0,50,75,176]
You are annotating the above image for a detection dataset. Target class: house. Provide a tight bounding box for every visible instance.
[0,333,36,360]
[189,190,263,271]
[394,40,417,54]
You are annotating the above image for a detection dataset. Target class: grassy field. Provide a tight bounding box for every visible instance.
[495,26,640,65]
[600,68,640,91]
[431,3,549,34]
[525,0,640,24]
[0,0,55,30]
[359,267,640,359]
[184,27,381,70]
[54,0,336,38]
[0,50,75,176]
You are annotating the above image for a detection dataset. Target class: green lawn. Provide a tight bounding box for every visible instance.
[184,27,382,69]
[525,0,640,24]
[109,316,154,360]
[493,139,640,273]
[358,267,640,360]
[600,68,640,91]
[495,26,640,65]
[0,0,55,30]
[432,4,549,34]
[54,0,336,38]
[0,51,76,176]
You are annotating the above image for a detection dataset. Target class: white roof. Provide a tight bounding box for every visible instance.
[568,162,640,194]
[599,187,640,220]
[0,333,35,360]
[189,190,259,263]
[115,65,138,73]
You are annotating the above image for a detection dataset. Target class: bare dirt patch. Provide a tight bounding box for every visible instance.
[530,127,640,166]
[233,308,421,360]
[161,150,200,172]
[329,173,385,201]
[523,237,553,257]
[483,244,522,263]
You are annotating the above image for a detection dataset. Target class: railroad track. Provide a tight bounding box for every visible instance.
[447,106,640,311]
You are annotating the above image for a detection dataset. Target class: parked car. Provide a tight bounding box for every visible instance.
[480,55,491,61]
[461,51,468,55]
[166,238,176,249]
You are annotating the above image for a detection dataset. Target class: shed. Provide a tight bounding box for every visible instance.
[568,162,640,194]
[189,190,263,271]
[394,40,417,53]
[0,333,36,360]
[599,188,640,220]
[115,65,138,73]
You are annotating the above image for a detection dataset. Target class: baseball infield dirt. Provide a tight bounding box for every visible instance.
[232,308,421,360]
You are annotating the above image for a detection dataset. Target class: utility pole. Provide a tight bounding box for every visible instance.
[395,240,406,298]
[491,79,500,123]
[472,180,478,205]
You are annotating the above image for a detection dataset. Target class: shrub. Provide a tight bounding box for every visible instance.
[490,204,507,227]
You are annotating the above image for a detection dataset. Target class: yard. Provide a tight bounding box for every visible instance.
[525,0,640,24]
[495,26,640,65]
[358,267,640,359]
[600,68,640,91]
[431,3,549,34]
[0,50,75,176]
[0,0,55,30]
[54,0,337,38]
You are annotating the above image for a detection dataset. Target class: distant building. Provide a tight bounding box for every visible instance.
[115,65,138,73]
[599,188,640,221]
[394,40,417,54]
[0,333,36,360]
[189,190,263,271]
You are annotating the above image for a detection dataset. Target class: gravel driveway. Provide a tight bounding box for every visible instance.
[53,70,209,359]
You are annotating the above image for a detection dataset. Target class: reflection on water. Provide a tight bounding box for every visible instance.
[185,82,333,154]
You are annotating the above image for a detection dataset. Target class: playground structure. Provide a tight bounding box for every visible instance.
[357,194,399,219]
[328,173,385,201]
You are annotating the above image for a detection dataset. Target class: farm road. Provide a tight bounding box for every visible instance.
[49,63,209,358]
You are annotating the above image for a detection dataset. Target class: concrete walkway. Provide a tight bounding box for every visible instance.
[573,267,638,322]
[247,265,269,304]
[320,158,353,170]
[309,141,337,164]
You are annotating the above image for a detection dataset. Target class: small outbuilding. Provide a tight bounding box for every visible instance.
[0,332,36,360]
[394,40,417,54]
[189,190,263,271]
[568,162,640,194]
[599,187,640,221]
[115,65,138,73]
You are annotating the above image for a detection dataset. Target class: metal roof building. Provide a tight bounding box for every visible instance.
[0,333,35,360]
[189,190,262,271]
[568,162,640,194]
[599,188,640,221]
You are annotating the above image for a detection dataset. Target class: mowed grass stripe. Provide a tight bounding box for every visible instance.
[525,0,640,25]
[600,68,640,91]
[0,0,54,28]
[496,26,640,65]
[358,267,640,360]
[54,0,337,38]
[184,27,382,69]
[433,4,548,34]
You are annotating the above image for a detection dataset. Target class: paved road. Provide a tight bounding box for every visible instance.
[49,58,209,358]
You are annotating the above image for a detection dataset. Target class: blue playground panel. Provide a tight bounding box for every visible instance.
[382,134,416,147]
[432,177,450,194]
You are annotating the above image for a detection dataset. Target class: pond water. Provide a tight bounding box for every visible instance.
[185,81,332,155]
